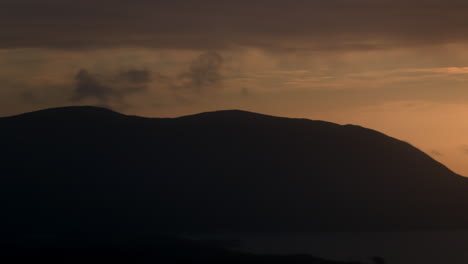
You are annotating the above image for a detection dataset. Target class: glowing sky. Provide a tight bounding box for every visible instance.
[2,0,468,175]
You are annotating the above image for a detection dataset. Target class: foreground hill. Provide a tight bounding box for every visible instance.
[0,235,360,264]
[1,106,467,241]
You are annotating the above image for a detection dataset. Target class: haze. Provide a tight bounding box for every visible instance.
[2,0,468,175]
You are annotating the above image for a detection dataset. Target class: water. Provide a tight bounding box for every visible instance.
[190,230,468,264]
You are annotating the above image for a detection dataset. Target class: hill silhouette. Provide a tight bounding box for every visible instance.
[1,106,468,243]
[0,234,362,264]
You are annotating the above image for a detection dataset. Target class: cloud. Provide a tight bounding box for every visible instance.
[2,1,468,51]
[175,52,223,92]
[282,66,468,91]
[71,69,116,103]
[70,68,151,106]
[67,51,222,108]
[118,69,151,84]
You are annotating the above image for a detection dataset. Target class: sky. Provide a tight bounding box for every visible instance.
[2,0,468,175]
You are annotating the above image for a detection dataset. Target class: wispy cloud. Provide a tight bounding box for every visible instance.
[282,66,468,90]
[173,51,223,92]
[70,69,151,107]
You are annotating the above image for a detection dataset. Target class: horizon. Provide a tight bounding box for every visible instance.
[2,1,468,176]
[3,104,466,177]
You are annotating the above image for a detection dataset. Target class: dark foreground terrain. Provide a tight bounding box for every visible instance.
[0,236,362,264]
[0,106,463,262]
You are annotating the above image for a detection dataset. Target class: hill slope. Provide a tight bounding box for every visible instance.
[1,106,467,240]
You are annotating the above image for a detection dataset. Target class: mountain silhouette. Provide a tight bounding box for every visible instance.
[1,106,468,242]
[0,234,361,264]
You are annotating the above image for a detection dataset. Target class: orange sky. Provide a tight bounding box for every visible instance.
[1,1,468,175]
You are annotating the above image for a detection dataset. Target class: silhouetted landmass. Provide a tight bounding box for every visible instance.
[0,235,361,263]
[1,106,467,248]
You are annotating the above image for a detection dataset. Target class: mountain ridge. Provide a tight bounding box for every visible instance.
[1,105,467,239]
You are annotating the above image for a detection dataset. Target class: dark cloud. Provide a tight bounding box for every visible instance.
[68,51,222,107]
[116,70,152,95]
[70,51,223,107]
[2,1,468,51]
[71,69,117,103]
[70,68,150,106]
[118,70,151,84]
[175,52,223,92]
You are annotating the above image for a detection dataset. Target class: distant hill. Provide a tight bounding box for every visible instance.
[1,106,468,241]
